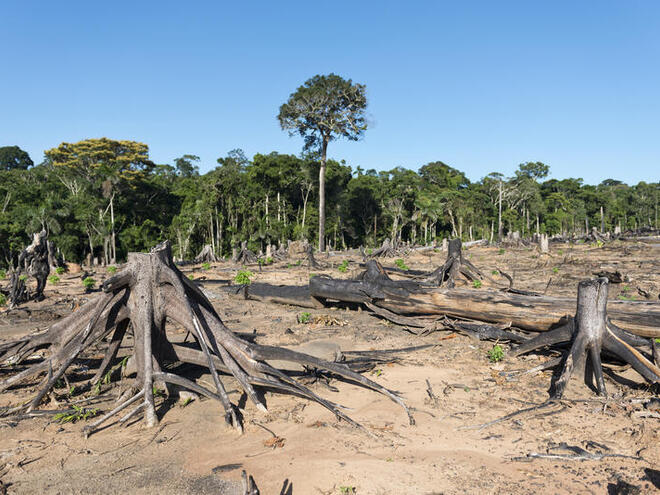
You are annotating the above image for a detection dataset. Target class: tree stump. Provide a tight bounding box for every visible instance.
[11,230,50,305]
[0,241,412,435]
[424,239,485,288]
[194,244,218,264]
[513,277,660,398]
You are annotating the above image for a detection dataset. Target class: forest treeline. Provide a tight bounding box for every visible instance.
[0,140,657,266]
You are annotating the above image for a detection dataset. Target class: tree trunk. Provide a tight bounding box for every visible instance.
[318,137,328,251]
[0,241,412,435]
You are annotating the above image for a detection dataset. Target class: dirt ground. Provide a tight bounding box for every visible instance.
[1,239,659,494]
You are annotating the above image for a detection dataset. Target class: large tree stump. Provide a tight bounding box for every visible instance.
[0,241,411,435]
[424,238,485,288]
[194,244,218,263]
[513,277,660,398]
[11,230,50,305]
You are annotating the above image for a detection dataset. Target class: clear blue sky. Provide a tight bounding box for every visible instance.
[2,1,659,185]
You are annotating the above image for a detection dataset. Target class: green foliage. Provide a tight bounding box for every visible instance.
[201,262,211,270]
[234,270,253,285]
[188,274,194,280]
[106,265,117,274]
[53,405,99,424]
[498,248,505,255]
[339,487,356,495]
[0,145,33,170]
[48,275,60,285]
[487,344,504,363]
[82,277,96,290]
[552,267,559,274]
[491,270,499,276]
[19,274,27,281]
[337,260,349,273]
[55,266,65,275]
[298,312,311,324]
[472,279,482,289]
[0,294,6,306]
[0,269,5,279]
[266,256,273,264]
[394,258,409,271]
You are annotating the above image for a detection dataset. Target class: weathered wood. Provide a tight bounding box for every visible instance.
[375,287,660,338]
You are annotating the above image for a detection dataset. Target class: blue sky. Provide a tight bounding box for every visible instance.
[1,1,658,184]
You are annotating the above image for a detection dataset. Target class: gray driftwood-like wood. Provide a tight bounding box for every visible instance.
[0,241,413,436]
[513,277,660,397]
[423,238,485,287]
[194,244,218,264]
[11,230,50,305]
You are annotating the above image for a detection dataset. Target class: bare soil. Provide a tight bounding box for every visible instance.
[1,240,659,494]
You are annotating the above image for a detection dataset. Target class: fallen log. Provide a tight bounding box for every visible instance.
[230,276,660,338]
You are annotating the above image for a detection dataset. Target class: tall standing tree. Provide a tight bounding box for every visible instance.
[278,74,367,251]
[0,146,34,170]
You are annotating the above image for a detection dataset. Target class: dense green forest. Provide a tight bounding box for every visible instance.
[0,140,657,266]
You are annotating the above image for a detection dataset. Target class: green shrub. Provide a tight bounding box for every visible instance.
[338,260,349,273]
[298,312,311,324]
[106,265,117,274]
[0,294,6,306]
[48,275,60,285]
[394,258,409,271]
[472,279,482,289]
[19,274,27,282]
[498,248,505,255]
[0,269,7,279]
[188,274,194,280]
[491,270,499,276]
[201,262,211,271]
[234,270,253,285]
[552,267,559,274]
[266,256,273,264]
[82,277,96,290]
[487,344,504,362]
[55,266,66,275]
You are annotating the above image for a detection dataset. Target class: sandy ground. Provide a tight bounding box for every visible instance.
[1,239,659,494]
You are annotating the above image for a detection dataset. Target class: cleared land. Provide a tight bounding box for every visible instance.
[1,239,659,494]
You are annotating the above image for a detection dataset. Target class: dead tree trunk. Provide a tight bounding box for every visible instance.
[424,238,485,287]
[11,230,50,305]
[194,244,218,264]
[305,243,321,269]
[233,241,258,264]
[513,278,660,397]
[0,241,412,435]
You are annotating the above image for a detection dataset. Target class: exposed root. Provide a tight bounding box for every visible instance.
[0,241,412,436]
[513,277,660,398]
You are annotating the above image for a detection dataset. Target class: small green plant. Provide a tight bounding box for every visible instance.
[188,274,194,280]
[296,259,302,266]
[371,368,383,377]
[0,294,6,306]
[491,270,499,276]
[394,258,409,271]
[309,273,317,278]
[0,269,6,279]
[339,486,356,495]
[19,274,28,282]
[337,260,349,273]
[498,248,505,255]
[298,312,311,324]
[180,397,194,407]
[286,263,292,269]
[487,344,504,363]
[48,275,60,285]
[557,249,563,255]
[82,277,96,291]
[234,270,253,285]
[655,338,660,344]
[106,265,117,274]
[201,262,211,271]
[266,256,273,264]
[472,279,482,289]
[366,248,373,255]
[552,267,559,274]
[622,285,631,293]
[152,386,165,397]
[55,266,66,275]
[53,405,99,424]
